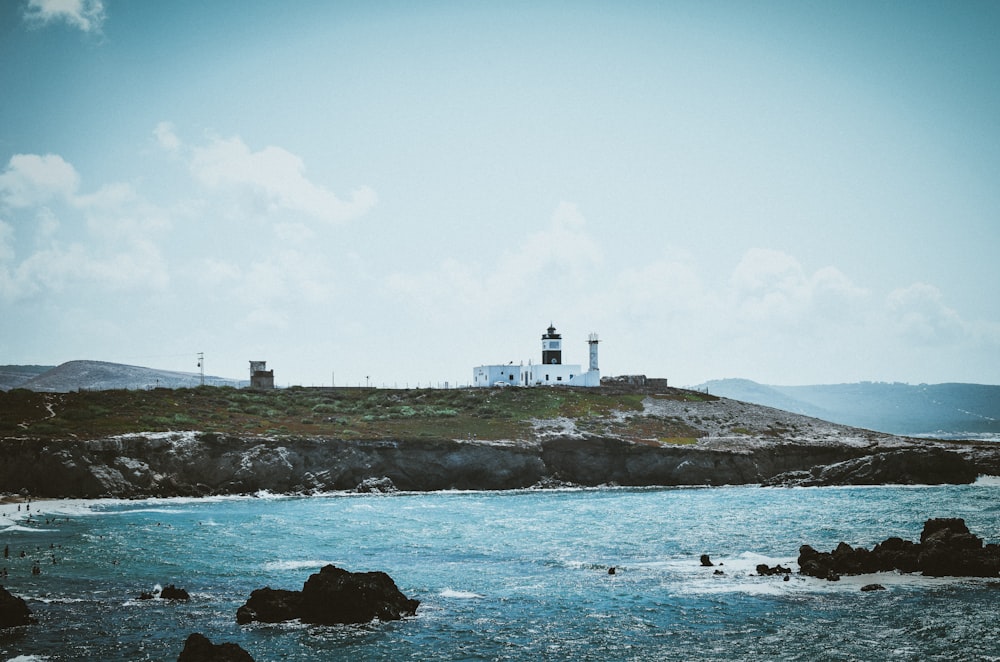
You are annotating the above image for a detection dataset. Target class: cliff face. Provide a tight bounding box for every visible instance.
[1,430,995,498]
[2,387,998,498]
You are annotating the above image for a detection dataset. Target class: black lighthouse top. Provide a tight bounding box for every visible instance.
[542,324,562,365]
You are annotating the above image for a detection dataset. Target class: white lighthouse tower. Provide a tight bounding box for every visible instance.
[588,333,600,372]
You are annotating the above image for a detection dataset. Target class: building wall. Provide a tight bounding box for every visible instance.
[473,365,520,387]
[473,363,600,387]
[250,370,275,389]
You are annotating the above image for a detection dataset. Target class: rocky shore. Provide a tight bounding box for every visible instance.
[1,391,998,498]
[0,430,996,499]
[798,518,1000,580]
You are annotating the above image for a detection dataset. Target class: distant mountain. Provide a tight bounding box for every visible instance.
[698,379,1000,437]
[0,365,55,391]
[14,360,246,392]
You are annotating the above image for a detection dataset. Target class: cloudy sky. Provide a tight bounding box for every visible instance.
[1,0,998,387]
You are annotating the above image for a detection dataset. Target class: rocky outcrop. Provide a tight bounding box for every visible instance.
[235,588,302,624]
[177,633,254,662]
[354,476,398,493]
[756,563,792,576]
[161,584,191,600]
[762,448,980,487]
[236,565,419,626]
[0,586,33,628]
[0,428,996,498]
[798,518,1000,580]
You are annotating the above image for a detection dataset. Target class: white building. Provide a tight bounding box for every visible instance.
[473,324,601,387]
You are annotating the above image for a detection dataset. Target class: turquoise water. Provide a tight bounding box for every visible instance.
[2,483,999,661]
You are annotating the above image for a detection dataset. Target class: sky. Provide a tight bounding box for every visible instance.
[1,0,999,388]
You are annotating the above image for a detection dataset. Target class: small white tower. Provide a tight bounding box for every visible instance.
[588,333,600,372]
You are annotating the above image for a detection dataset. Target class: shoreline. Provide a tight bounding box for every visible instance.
[5,476,1000,534]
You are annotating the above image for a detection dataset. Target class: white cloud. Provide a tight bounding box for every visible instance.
[0,152,171,302]
[2,238,169,300]
[74,181,171,239]
[153,121,181,152]
[0,220,14,262]
[730,248,867,325]
[273,221,315,244]
[386,201,603,316]
[179,132,376,224]
[0,153,80,208]
[888,282,965,345]
[23,0,106,33]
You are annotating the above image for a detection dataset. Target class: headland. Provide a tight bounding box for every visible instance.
[1,384,998,498]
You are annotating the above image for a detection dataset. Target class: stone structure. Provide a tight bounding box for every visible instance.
[248,361,274,389]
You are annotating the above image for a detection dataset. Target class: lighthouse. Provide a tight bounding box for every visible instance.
[542,324,562,365]
[472,323,601,387]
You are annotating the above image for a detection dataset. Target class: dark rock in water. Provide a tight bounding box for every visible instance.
[139,591,155,600]
[861,584,886,592]
[797,545,841,581]
[607,566,616,575]
[756,563,792,576]
[236,588,303,624]
[354,476,398,494]
[798,518,1000,580]
[0,586,34,628]
[299,565,420,625]
[237,565,419,625]
[161,584,191,600]
[918,517,999,577]
[700,554,714,567]
[177,632,254,662]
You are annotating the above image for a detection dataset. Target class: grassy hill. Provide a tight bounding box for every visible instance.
[0,384,718,443]
[0,365,54,391]
[16,360,245,392]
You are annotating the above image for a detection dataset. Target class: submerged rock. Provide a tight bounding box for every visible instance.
[798,518,1000,580]
[0,586,33,628]
[237,564,419,625]
[177,633,254,662]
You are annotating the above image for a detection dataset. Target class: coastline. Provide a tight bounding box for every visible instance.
[5,475,1000,536]
[3,429,1000,499]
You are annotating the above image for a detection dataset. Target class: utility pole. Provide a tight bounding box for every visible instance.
[197,352,204,386]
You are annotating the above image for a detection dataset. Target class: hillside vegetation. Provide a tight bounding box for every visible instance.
[0,385,717,443]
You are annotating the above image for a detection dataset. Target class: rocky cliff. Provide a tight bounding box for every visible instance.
[2,412,997,499]
[2,388,997,497]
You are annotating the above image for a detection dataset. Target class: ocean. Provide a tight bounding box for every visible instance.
[2,482,999,661]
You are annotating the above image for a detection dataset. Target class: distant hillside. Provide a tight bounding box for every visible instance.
[698,379,1000,437]
[0,364,55,391]
[15,360,246,392]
